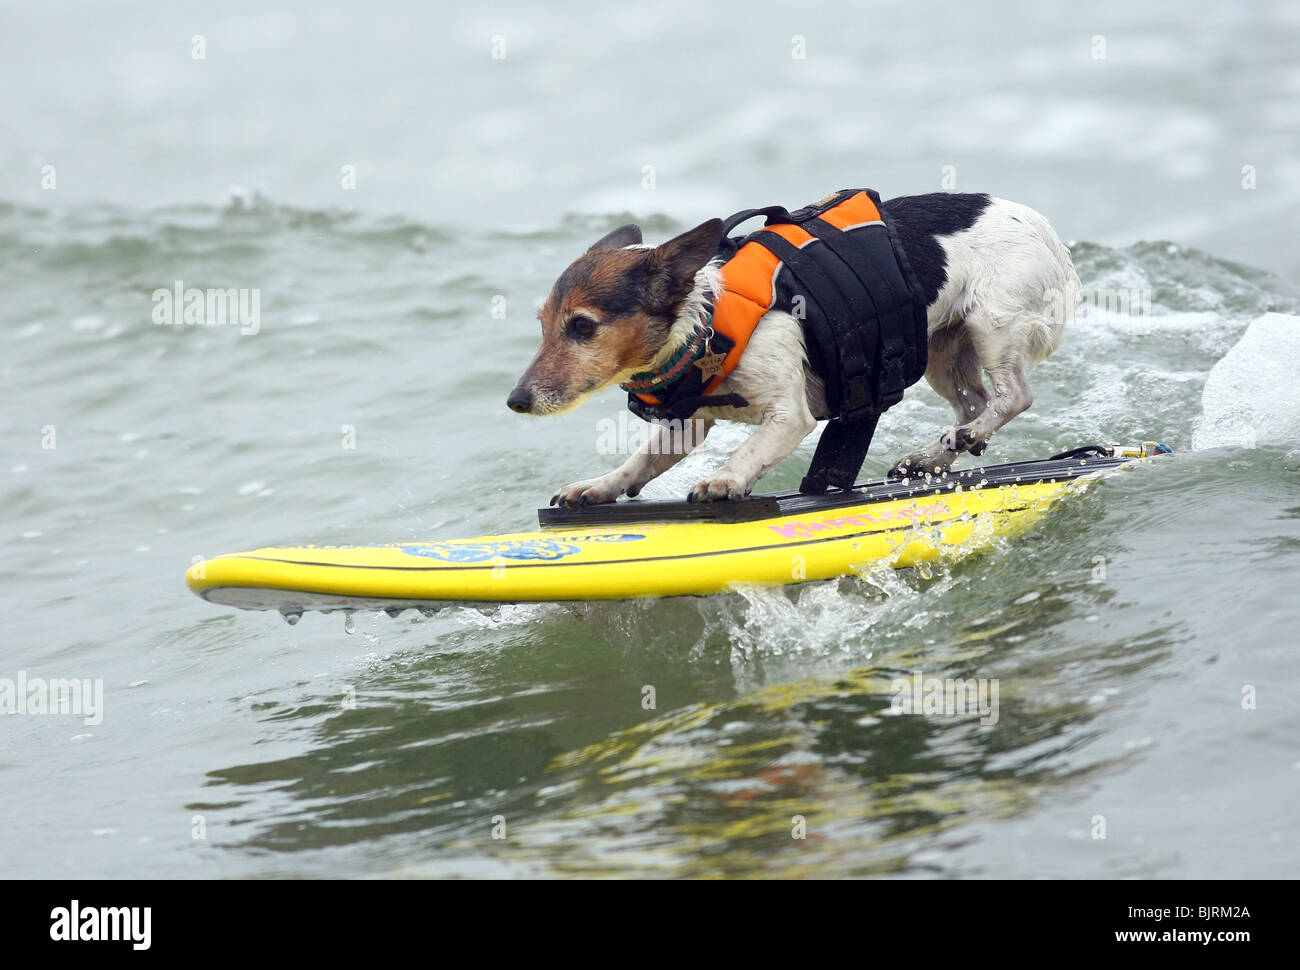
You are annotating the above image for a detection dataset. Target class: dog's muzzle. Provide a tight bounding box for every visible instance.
[507,386,533,413]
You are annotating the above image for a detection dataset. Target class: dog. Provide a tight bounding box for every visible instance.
[508,190,1075,507]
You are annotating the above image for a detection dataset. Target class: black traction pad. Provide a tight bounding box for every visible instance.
[538,452,1134,528]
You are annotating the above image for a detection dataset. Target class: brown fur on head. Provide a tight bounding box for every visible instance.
[507,219,724,415]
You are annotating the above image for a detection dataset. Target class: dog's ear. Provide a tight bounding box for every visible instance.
[646,219,724,306]
[588,223,643,252]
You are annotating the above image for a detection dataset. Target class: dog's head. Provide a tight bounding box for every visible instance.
[507,219,724,415]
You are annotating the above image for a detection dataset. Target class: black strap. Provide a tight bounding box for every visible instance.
[800,214,915,410]
[720,205,796,235]
[715,205,798,260]
[762,224,880,420]
[717,191,862,257]
[800,412,881,494]
[628,392,749,423]
[624,328,748,423]
[1048,444,1111,461]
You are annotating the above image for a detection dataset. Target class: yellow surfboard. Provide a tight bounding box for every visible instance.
[186,446,1162,615]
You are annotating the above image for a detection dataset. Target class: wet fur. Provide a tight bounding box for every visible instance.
[510,193,1075,506]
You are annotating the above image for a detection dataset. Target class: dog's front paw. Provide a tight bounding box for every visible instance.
[687,471,751,503]
[550,475,626,509]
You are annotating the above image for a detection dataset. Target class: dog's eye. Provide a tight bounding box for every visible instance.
[568,316,598,339]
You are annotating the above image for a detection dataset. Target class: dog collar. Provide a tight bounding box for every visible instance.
[619,317,715,395]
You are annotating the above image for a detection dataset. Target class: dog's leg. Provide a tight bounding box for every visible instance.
[686,310,820,501]
[552,417,714,508]
[688,405,816,501]
[951,360,1033,451]
[892,326,991,476]
[887,196,1073,477]
[949,309,1039,453]
[896,312,1041,477]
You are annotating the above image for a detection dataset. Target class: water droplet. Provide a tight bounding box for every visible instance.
[280,610,302,626]
[343,612,355,635]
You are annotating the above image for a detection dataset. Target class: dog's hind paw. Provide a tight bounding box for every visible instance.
[953,427,989,456]
[938,426,990,457]
[893,427,994,478]
[890,447,957,480]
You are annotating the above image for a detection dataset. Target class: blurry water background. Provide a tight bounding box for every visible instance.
[2,0,1299,877]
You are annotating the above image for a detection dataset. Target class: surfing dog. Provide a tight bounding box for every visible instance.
[508,191,1075,506]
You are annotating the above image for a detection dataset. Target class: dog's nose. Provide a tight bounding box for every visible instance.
[507,387,533,413]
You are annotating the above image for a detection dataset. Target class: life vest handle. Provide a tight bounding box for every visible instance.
[719,205,797,237]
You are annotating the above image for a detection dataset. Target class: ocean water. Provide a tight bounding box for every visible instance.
[3,0,1299,879]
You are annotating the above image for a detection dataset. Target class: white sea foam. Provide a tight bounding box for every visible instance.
[1193,313,1300,449]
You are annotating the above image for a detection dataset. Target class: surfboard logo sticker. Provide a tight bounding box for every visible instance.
[768,501,952,539]
[399,533,645,563]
